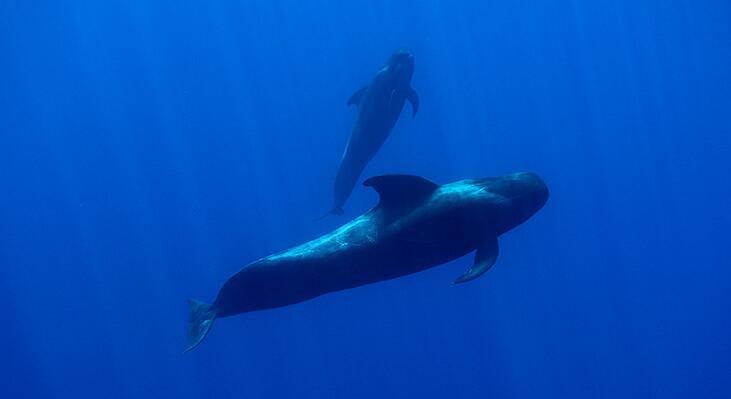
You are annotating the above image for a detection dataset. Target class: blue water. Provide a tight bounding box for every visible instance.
[2,1,730,398]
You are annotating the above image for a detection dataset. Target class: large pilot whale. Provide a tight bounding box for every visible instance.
[325,49,419,216]
[185,172,548,352]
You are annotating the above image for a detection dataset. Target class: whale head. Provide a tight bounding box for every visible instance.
[386,49,415,82]
[475,172,549,234]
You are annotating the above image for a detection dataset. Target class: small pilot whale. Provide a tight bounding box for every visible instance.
[185,172,548,352]
[325,49,419,216]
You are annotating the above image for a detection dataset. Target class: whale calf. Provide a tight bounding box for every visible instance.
[326,49,419,216]
[185,172,548,352]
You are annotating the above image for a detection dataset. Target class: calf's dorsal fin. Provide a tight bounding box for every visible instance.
[364,174,439,210]
[347,86,368,107]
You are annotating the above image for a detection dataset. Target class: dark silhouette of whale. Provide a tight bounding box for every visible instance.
[185,172,548,352]
[325,49,419,216]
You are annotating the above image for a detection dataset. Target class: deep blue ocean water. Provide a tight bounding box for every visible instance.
[2,1,730,398]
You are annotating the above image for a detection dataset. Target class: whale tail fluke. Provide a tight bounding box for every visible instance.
[184,298,217,353]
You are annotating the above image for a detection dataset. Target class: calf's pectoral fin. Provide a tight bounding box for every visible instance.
[407,87,419,117]
[453,237,499,284]
[347,86,368,107]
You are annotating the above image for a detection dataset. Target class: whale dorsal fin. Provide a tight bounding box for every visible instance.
[347,86,368,107]
[364,175,439,210]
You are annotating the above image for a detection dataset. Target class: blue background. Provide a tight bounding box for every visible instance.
[1,1,729,398]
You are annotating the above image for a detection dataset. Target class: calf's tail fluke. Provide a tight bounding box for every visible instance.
[184,298,217,353]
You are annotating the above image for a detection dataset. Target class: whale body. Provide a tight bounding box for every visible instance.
[185,172,548,352]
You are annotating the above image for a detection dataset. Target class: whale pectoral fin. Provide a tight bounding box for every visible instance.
[453,237,499,284]
[364,175,439,210]
[347,86,368,107]
[406,87,419,117]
